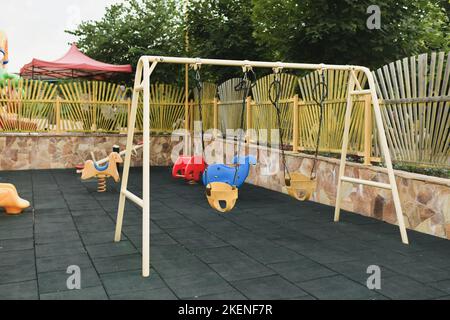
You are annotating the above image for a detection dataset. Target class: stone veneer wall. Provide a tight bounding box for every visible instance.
[1,133,449,240]
[0,133,172,170]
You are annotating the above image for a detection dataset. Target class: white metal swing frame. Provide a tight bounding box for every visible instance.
[114,56,409,278]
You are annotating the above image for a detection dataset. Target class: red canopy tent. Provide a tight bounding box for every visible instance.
[20,44,132,80]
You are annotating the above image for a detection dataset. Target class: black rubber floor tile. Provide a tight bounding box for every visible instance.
[385,261,450,283]
[191,290,248,300]
[152,255,212,278]
[92,254,142,274]
[377,275,447,300]
[165,271,234,299]
[151,244,194,261]
[34,208,71,216]
[324,260,398,285]
[0,280,38,300]
[35,215,73,225]
[297,275,385,300]
[319,234,374,251]
[36,253,94,273]
[35,242,86,258]
[38,267,101,294]
[109,287,177,300]
[354,248,418,268]
[164,226,210,241]
[179,234,227,250]
[209,256,276,282]
[34,201,68,210]
[430,279,450,294]
[0,226,33,241]
[193,246,248,264]
[0,263,36,284]
[232,241,305,264]
[34,221,77,234]
[410,251,450,268]
[1,167,450,300]
[0,237,34,252]
[155,216,196,229]
[85,241,137,259]
[0,249,35,267]
[100,269,166,296]
[268,259,336,283]
[40,286,108,300]
[79,230,120,245]
[231,275,308,300]
[35,230,81,245]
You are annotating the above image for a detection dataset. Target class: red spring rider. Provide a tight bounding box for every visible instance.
[172,62,206,183]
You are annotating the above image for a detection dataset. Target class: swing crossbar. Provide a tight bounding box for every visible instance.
[114,55,409,278]
[340,176,392,190]
[122,189,144,208]
[350,89,372,95]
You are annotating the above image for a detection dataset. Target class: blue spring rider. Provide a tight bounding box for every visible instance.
[202,155,257,188]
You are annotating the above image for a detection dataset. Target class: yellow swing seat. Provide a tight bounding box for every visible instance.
[206,182,238,213]
[285,172,317,201]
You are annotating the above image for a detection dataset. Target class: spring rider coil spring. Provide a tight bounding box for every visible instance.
[97,175,108,193]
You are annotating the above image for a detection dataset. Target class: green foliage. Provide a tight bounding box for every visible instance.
[392,163,450,179]
[68,0,450,83]
[251,0,450,68]
[186,0,267,82]
[67,0,184,84]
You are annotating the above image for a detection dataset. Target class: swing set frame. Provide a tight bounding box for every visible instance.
[114,56,409,278]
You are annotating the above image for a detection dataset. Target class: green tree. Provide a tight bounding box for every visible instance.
[251,0,450,68]
[67,0,184,84]
[186,0,268,82]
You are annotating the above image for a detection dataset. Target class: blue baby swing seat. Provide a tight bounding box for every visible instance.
[202,155,256,188]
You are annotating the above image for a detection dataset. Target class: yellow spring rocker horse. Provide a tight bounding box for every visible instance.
[77,152,123,192]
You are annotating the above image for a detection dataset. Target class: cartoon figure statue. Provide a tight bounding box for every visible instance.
[0,30,9,69]
[0,30,19,87]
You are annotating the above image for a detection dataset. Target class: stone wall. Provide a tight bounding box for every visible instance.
[0,133,140,170]
[1,133,449,240]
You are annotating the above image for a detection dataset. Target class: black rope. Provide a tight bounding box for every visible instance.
[310,71,328,179]
[269,71,290,182]
[194,68,205,154]
[232,68,256,186]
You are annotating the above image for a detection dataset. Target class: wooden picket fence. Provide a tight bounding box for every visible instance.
[374,52,450,167]
[0,80,131,133]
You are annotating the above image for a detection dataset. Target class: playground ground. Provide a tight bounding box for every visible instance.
[0,167,450,300]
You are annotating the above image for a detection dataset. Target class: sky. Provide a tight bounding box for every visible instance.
[2,0,122,73]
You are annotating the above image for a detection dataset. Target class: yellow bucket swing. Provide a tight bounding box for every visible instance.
[271,68,327,201]
[205,66,256,213]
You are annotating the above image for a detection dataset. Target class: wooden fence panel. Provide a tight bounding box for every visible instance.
[217,78,245,135]
[251,73,297,146]
[374,52,450,167]
[0,79,57,132]
[297,69,370,155]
